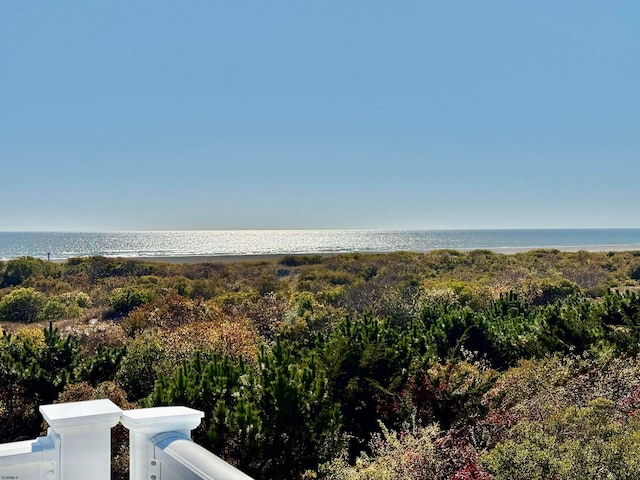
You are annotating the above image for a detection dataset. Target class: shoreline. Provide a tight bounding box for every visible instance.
[3,230,639,264]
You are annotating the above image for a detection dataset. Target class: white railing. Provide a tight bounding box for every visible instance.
[0,399,255,480]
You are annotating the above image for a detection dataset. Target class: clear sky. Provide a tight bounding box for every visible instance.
[1,1,638,231]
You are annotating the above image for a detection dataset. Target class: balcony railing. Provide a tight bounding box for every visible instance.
[0,399,255,480]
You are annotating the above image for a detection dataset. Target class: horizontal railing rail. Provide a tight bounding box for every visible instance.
[0,431,56,479]
[152,432,254,480]
[0,399,256,480]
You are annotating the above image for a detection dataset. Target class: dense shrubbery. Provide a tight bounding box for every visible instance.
[0,287,94,323]
[482,397,640,480]
[0,323,80,439]
[1,250,640,479]
[1,257,60,287]
[147,340,341,479]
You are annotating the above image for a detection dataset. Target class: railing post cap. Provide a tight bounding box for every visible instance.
[121,406,204,434]
[39,399,122,431]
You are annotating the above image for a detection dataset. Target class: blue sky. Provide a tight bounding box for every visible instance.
[1,1,638,231]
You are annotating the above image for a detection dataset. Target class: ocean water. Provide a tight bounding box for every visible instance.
[1,229,640,261]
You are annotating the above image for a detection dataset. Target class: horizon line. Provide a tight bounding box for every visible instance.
[2,227,640,234]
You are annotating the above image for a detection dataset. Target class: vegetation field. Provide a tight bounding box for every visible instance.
[2,249,640,479]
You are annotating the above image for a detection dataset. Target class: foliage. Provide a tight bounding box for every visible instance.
[421,299,492,363]
[42,296,82,320]
[61,290,93,308]
[406,359,497,431]
[0,287,94,323]
[115,330,169,401]
[281,254,324,266]
[481,398,640,479]
[79,344,127,386]
[280,291,345,346]
[0,323,80,439]
[107,285,155,316]
[121,292,213,336]
[213,290,290,340]
[317,315,429,459]
[2,250,640,477]
[317,423,490,480]
[160,317,260,366]
[11,327,46,350]
[148,340,342,480]
[0,287,47,322]
[66,256,167,282]
[598,290,640,353]
[1,257,59,287]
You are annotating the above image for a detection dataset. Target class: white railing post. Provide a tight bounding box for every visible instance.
[39,399,122,480]
[121,406,204,480]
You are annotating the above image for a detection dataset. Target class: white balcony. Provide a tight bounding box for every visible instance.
[0,399,254,480]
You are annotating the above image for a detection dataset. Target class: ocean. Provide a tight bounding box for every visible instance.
[1,229,640,261]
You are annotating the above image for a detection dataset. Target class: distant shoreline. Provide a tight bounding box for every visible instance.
[3,230,639,263]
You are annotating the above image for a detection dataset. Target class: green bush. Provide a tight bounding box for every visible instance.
[0,323,80,440]
[149,340,342,480]
[107,286,154,316]
[280,255,324,266]
[46,291,94,319]
[0,287,47,322]
[41,299,80,320]
[80,344,127,386]
[115,331,169,401]
[0,288,92,322]
[1,257,55,287]
[318,315,429,459]
[481,398,640,480]
[481,425,563,480]
[60,291,92,308]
